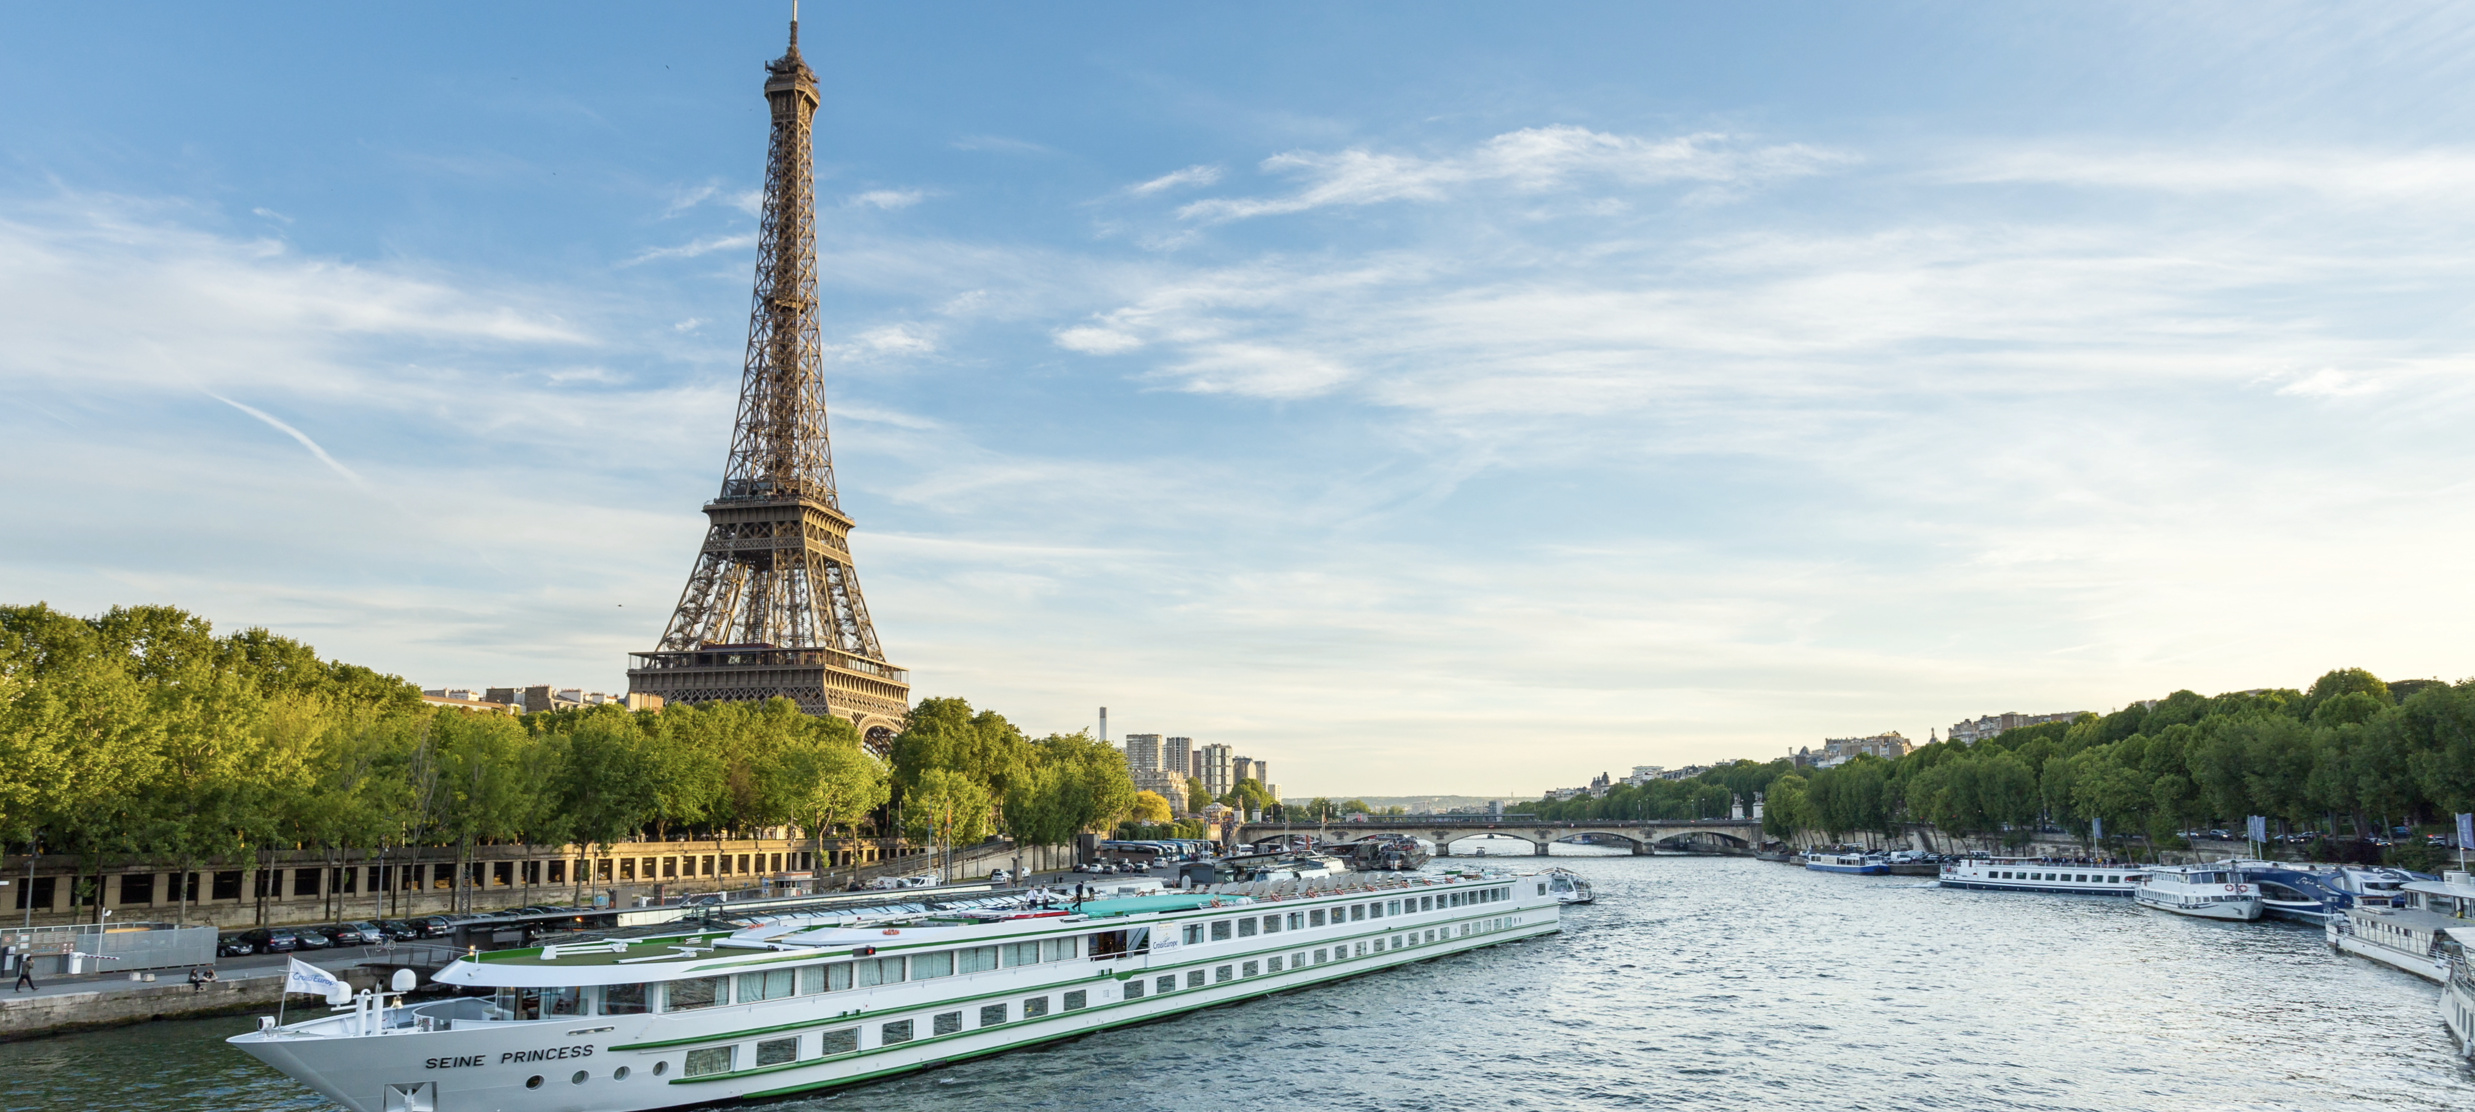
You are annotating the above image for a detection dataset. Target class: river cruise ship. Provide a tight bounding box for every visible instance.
[232,869,1560,1112]
[2327,870,2475,983]
[1938,858,2144,895]
[2446,944,2475,1059]
[2132,864,2261,921]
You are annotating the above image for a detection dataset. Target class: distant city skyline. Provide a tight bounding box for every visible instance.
[7,4,2475,796]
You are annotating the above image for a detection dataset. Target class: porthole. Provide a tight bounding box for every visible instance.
[524,1076,544,1090]
[613,1066,631,1081]
[652,1061,669,1077]
[571,1071,589,1085]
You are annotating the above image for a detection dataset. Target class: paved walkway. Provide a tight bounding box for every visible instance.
[3,949,364,1006]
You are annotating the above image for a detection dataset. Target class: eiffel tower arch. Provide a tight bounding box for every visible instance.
[627,18,911,749]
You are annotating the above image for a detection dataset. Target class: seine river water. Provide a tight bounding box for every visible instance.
[10,848,2473,1112]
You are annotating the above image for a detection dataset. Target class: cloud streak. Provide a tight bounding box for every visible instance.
[208,393,365,485]
[1175,126,1845,223]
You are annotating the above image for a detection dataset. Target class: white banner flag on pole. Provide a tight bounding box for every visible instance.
[2456,813,2473,849]
[2091,816,2103,842]
[2246,815,2268,844]
[285,957,346,997]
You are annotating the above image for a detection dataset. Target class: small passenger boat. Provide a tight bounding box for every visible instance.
[1803,852,1888,875]
[2132,863,2262,921]
[1542,868,1594,905]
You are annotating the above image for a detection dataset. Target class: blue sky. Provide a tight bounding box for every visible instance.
[8,3,2475,796]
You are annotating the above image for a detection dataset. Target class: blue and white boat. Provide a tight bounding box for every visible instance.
[1804,851,1889,875]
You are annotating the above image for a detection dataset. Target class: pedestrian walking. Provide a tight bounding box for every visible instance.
[13,960,34,993]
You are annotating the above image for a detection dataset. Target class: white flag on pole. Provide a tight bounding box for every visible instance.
[2246,815,2268,844]
[2456,813,2473,849]
[2090,816,2103,841]
[285,957,346,997]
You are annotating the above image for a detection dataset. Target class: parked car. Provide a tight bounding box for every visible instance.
[290,928,332,950]
[410,915,454,938]
[372,920,420,942]
[332,922,385,946]
[217,933,256,957]
[236,927,300,954]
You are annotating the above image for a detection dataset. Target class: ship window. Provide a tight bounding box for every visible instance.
[1002,941,1042,967]
[1215,965,1234,982]
[1314,949,1328,963]
[1287,912,1304,930]
[1536,883,1546,896]
[1387,900,1402,915]
[1421,896,1434,912]
[1263,915,1282,933]
[1369,901,1384,918]
[1182,924,1205,945]
[1309,910,1327,927]
[664,977,724,1011]
[545,987,585,1016]
[1212,920,1233,941]
[1064,990,1088,1010]
[1091,928,1150,959]
[1351,904,1366,921]
[1124,979,1146,999]
[736,969,794,1002]
[912,951,954,979]
[821,1027,858,1054]
[1268,956,1284,972]
[855,957,905,986]
[1023,996,1050,1018]
[601,983,648,1015]
[1393,935,1404,949]
[959,946,999,974]
[1424,930,1435,943]
[683,1047,733,1078]
[933,1011,962,1035]
[1356,942,1367,957]
[1157,975,1177,994]
[1187,970,1205,988]
[1241,961,1258,978]
[1041,937,1080,961]
[979,1004,1008,1027]
[2076,875,2087,883]
[755,1037,797,1067]
[881,1019,914,1045]
[1238,918,1258,937]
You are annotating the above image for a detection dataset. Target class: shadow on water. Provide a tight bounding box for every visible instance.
[14,853,2475,1112]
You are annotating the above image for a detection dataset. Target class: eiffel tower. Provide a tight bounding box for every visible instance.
[627,16,910,747]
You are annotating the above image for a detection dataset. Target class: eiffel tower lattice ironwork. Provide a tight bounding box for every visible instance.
[627,17,910,747]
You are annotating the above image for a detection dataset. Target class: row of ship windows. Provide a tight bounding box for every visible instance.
[494,891,1521,1020]
[1990,871,2126,884]
[660,914,1531,1080]
[1178,886,1517,946]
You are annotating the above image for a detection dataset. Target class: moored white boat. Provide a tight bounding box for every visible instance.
[231,870,1561,1112]
[2132,864,2261,921]
[1938,857,2144,896]
[2327,870,2475,983]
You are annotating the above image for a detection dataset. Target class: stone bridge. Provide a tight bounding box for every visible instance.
[1234,818,1763,856]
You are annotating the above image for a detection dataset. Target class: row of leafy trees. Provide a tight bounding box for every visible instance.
[1760,669,2475,862]
[1519,761,1793,822]
[0,603,1140,923]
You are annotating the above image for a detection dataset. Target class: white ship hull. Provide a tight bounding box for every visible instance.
[2445,969,2475,1058]
[234,875,1560,1112]
[2133,888,2261,920]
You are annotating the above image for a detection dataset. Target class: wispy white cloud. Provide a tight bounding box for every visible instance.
[848,189,927,211]
[620,233,756,266]
[951,135,1051,155]
[1176,126,1845,223]
[1126,164,1223,197]
[208,393,364,485]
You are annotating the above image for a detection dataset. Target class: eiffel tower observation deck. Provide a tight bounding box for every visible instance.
[628,16,910,747]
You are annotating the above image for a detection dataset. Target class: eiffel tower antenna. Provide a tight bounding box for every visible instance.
[628,17,911,748]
